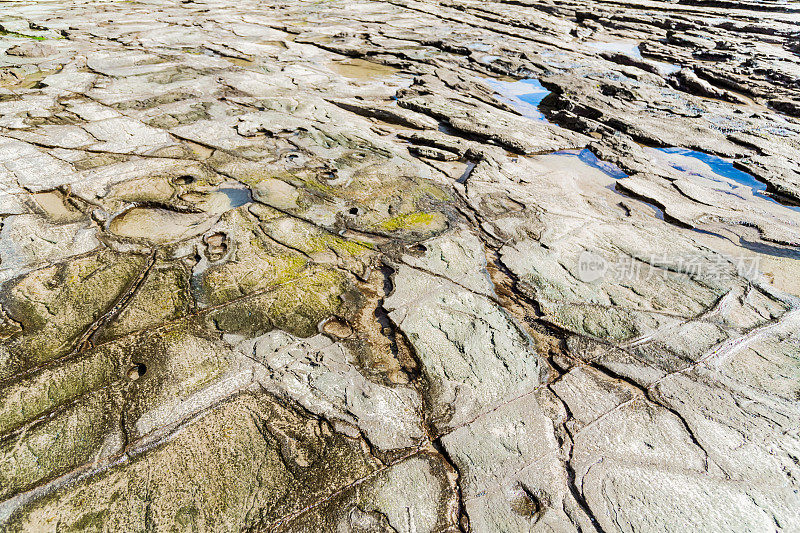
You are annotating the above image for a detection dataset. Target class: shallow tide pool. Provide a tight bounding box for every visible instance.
[553,148,628,179]
[586,40,680,75]
[219,186,253,209]
[554,148,668,219]
[483,77,551,122]
[655,147,800,213]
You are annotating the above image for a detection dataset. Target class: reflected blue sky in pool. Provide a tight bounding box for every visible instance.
[219,187,252,208]
[553,148,629,179]
[483,78,550,122]
[656,147,800,212]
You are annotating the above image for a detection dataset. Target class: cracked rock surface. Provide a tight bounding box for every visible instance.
[1,0,799,531]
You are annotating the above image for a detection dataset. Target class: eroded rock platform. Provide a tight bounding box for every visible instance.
[1,0,799,531]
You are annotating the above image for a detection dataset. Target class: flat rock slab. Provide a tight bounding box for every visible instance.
[0,0,799,531]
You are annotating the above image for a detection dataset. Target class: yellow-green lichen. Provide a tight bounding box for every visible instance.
[379,211,440,231]
[0,387,124,500]
[0,30,48,41]
[308,233,372,255]
[200,214,312,306]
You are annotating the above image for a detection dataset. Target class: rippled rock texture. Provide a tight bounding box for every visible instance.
[1,0,799,531]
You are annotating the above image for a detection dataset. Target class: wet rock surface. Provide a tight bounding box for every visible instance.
[0,0,799,531]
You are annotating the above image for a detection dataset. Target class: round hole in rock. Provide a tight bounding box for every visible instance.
[127,363,147,381]
[348,207,359,215]
[173,175,195,185]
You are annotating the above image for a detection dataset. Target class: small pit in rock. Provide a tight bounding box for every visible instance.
[322,317,353,339]
[204,232,228,261]
[127,363,147,381]
[329,58,399,81]
[173,175,195,185]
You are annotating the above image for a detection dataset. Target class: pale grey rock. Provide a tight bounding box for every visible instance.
[39,67,97,94]
[329,97,440,130]
[0,138,79,192]
[1,0,799,530]
[0,215,99,282]
[281,453,460,533]
[385,255,542,432]
[583,461,800,533]
[241,330,426,450]
[652,364,800,491]
[399,91,589,155]
[9,125,96,150]
[399,229,495,297]
[5,42,55,58]
[81,117,175,155]
[441,392,590,532]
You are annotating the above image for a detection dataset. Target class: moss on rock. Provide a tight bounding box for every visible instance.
[0,250,148,380]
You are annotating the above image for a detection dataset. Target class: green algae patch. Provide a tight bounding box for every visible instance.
[308,230,375,256]
[207,267,349,338]
[0,250,148,380]
[1,316,253,505]
[0,386,124,501]
[379,211,443,231]
[94,261,192,344]
[264,268,348,336]
[0,345,121,436]
[201,247,307,306]
[0,29,48,41]
[5,392,381,532]
[198,212,313,306]
[278,452,459,532]
[121,321,233,440]
[259,212,374,257]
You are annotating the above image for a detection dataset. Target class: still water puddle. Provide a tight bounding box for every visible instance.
[456,161,476,184]
[650,60,681,76]
[479,55,503,64]
[468,42,492,52]
[654,147,800,213]
[483,77,551,122]
[108,183,252,243]
[219,186,252,209]
[542,147,800,294]
[330,58,399,80]
[587,40,643,59]
[553,148,628,179]
[553,148,667,219]
[586,40,680,75]
[108,207,213,243]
